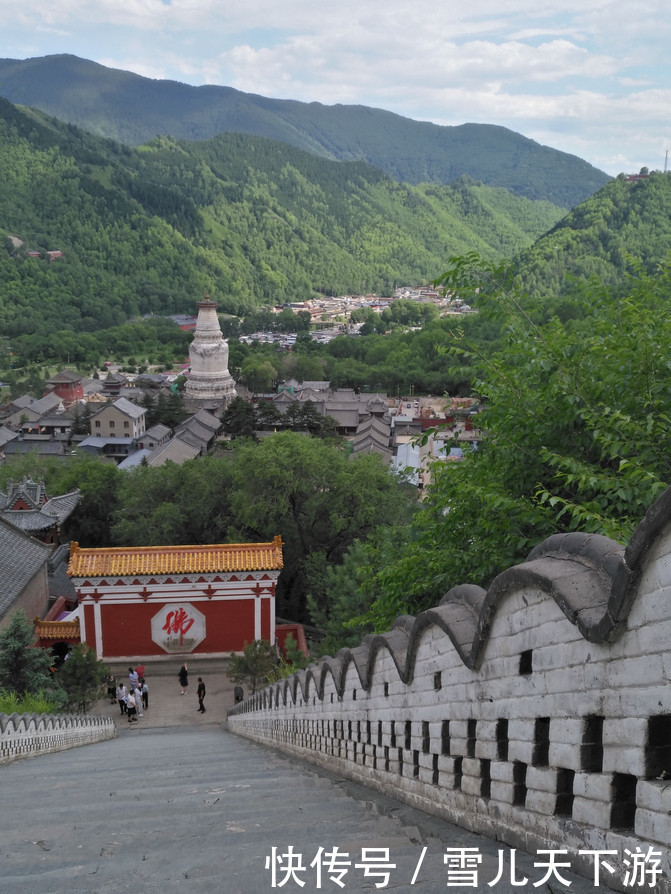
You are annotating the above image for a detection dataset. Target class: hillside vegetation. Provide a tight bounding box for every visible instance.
[0,97,564,340]
[515,172,671,301]
[0,54,609,207]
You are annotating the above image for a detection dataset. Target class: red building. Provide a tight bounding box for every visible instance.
[43,369,84,408]
[66,537,283,660]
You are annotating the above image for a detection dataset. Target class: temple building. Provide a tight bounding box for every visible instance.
[184,296,236,412]
[0,478,81,546]
[65,537,283,659]
[43,369,84,408]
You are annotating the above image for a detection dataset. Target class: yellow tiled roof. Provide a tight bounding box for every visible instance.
[67,536,284,579]
[33,618,80,640]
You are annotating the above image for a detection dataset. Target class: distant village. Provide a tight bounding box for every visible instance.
[0,297,480,651]
[0,366,479,490]
[0,284,479,482]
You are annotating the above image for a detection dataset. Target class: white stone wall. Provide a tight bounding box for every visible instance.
[0,712,116,764]
[229,497,671,893]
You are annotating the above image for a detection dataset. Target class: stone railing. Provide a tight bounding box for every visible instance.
[229,488,671,892]
[0,712,116,764]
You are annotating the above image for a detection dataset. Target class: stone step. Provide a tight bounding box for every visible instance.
[0,723,597,893]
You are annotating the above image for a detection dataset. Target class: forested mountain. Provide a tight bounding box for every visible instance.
[513,172,671,301]
[0,54,609,208]
[0,97,564,340]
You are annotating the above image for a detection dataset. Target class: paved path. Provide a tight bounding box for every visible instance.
[0,661,597,893]
[90,659,237,731]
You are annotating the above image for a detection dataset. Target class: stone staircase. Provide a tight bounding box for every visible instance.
[0,722,597,893]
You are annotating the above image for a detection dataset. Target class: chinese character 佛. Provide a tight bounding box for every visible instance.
[162,607,194,646]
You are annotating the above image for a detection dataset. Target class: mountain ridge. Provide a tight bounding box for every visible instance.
[0,53,610,208]
[0,97,565,339]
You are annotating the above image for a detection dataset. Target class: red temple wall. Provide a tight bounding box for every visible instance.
[261,596,271,640]
[89,597,264,657]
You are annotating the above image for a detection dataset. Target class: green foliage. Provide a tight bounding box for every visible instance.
[226,640,278,694]
[0,612,55,697]
[56,644,108,713]
[281,633,310,670]
[514,172,671,303]
[358,253,671,631]
[112,459,234,546]
[0,689,62,714]
[0,98,566,363]
[307,540,376,656]
[220,396,258,440]
[227,432,417,620]
[0,60,608,205]
[268,634,312,681]
[55,457,123,547]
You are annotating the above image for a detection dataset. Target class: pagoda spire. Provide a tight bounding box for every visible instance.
[184,294,236,410]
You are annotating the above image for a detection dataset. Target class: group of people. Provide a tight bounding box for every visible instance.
[105,662,228,722]
[109,666,150,724]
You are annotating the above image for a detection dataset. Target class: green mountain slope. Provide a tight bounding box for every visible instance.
[514,172,671,300]
[0,54,610,208]
[0,98,564,339]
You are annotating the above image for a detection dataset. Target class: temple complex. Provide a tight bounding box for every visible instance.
[65,537,283,659]
[183,295,236,412]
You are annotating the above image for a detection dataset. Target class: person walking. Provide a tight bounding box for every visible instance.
[178,663,189,695]
[197,677,206,713]
[141,679,149,710]
[117,683,128,714]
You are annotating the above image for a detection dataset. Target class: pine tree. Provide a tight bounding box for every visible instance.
[0,612,54,697]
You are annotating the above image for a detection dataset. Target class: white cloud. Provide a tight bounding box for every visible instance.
[1,0,670,174]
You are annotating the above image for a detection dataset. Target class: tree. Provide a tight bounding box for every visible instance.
[240,357,277,394]
[112,458,235,546]
[55,457,122,547]
[57,644,108,713]
[306,539,375,655]
[220,396,258,440]
[228,432,416,620]
[0,612,54,697]
[226,639,277,694]
[70,403,92,436]
[356,253,671,631]
[255,400,282,430]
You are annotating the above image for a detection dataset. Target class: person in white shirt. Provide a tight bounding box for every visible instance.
[133,686,143,717]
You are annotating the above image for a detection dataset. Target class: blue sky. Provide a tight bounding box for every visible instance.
[2,0,670,176]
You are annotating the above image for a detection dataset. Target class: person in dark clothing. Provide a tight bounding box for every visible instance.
[197,677,206,713]
[178,663,189,694]
[234,685,244,703]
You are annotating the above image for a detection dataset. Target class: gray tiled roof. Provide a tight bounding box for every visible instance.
[109,397,147,419]
[118,449,153,469]
[0,518,52,619]
[3,440,67,457]
[46,369,82,384]
[143,424,171,441]
[0,425,18,449]
[146,438,200,466]
[189,409,221,432]
[0,483,80,533]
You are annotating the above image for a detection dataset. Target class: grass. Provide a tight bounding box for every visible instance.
[0,690,62,715]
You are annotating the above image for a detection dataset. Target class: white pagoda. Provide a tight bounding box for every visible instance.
[184,296,236,411]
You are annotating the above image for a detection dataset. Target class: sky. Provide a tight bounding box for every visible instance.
[2,0,670,177]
